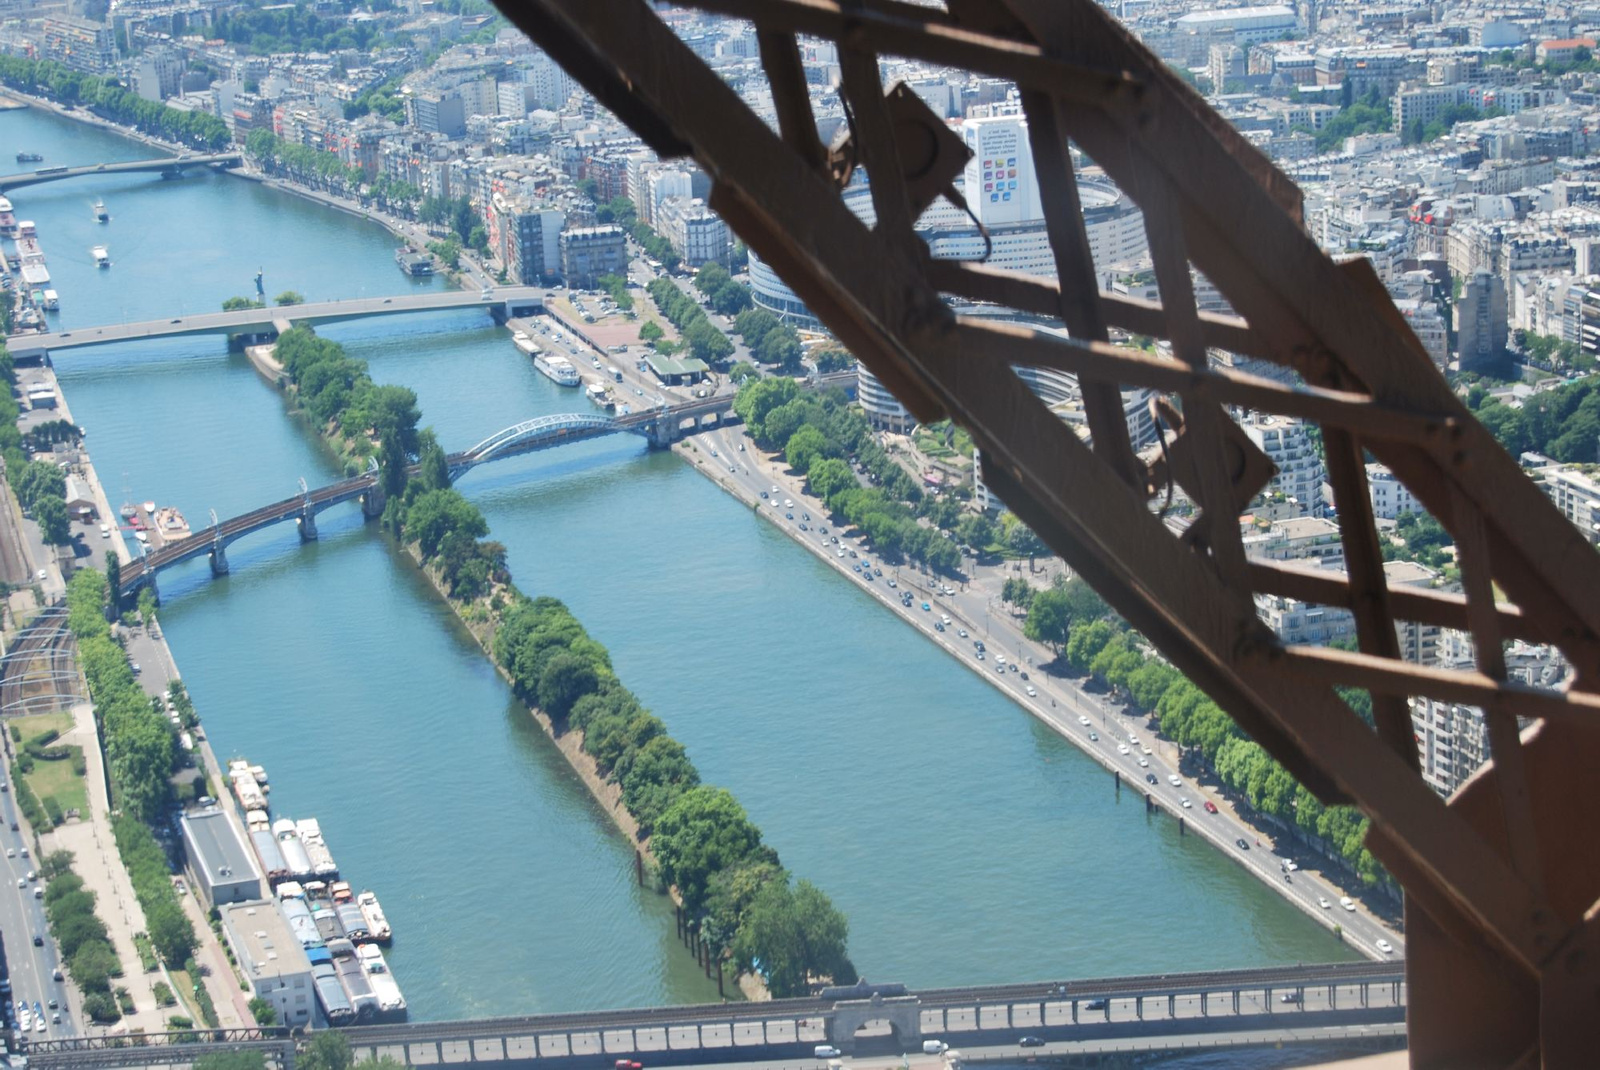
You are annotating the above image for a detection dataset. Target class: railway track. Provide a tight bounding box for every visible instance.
[0,605,80,717]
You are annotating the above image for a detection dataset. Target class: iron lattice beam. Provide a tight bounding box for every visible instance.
[498,0,1600,1059]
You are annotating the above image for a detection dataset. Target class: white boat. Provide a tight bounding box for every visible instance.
[39,289,58,310]
[143,501,156,516]
[511,330,540,356]
[357,944,406,1016]
[533,353,581,387]
[93,199,108,222]
[356,890,392,942]
[91,245,109,267]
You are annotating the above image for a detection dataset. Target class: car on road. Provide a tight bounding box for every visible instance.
[1018,1036,1044,1048]
[1375,939,1394,955]
[957,628,967,638]
[31,935,41,946]
[46,999,55,1010]
[1235,838,1250,850]
[771,486,779,495]
[1128,732,1139,744]
[760,490,768,498]
[1140,745,1152,755]
[1078,715,1091,726]
[1083,999,1107,1011]
[786,512,793,519]
[887,579,897,588]
[837,550,845,558]
[1088,731,1098,741]
[615,1061,643,1070]
[1179,797,1192,809]
[803,513,810,521]
[1117,744,1130,755]
[1340,896,1356,912]
[814,1047,842,1059]
[1203,801,1218,814]
[1280,992,1302,1004]
[1137,757,1148,767]
[1146,773,1159,785]
[4,849,11,858]
[799,523,808,531]
[934,622,944,632]
[1284,860,1298,872]
[15,878,22,888]
[921,602,931,611]
[1025,686,1037,697]
[1167,774,1182,787]
[35,569,45,580]
[170,318,182,324]
[1318,896,1331,909]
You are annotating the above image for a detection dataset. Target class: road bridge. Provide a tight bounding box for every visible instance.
[116,397,735,599]
[2,288,549,359]
[0,152,243,193]
[20,962,1404,1068]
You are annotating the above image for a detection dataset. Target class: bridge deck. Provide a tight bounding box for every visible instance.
[0,152,243,192]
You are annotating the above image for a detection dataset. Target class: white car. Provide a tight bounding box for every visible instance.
[1375,939,1394,954]
[1167,774,1182,787]
[1179,797,1192,808]
[784,499,793,508]
[1318,896,1331,909]
[1137,757,1149,767]
[1117,744,1130,755]
[1140,746,1152,755]
[1128,732,1139,744]
[35,569,46,580]
[1284,860,1298,872]
[771,486,779,495]
[1025,686,1037,697]
[1078,716,1091,726]
[1340,897,1356,912]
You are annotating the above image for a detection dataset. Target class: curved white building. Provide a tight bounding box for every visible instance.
[751,180,1145,329]
[857,364,914,432]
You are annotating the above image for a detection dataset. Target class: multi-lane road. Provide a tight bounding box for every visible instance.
[0,780,74,1040]
[684,420,1405,963]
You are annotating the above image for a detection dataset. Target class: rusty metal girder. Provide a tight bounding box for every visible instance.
[497,0,1600,1059]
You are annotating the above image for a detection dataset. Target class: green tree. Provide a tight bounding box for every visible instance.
[104,551,121,614]
[653,787,768,912]
[136,587,157,626]
[246,996,276,1026]
[1023,586,1075,656]
[36,494,71,545]
[220,296,264,311]
[639,320,665,345]
[536,651,602,720]
[81,991,120,1022]
[784,425,830,474]
[273,291,304,306]
[299,1031,354,1070]
[731,876,852,997]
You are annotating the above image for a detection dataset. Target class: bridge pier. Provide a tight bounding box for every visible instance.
[298,508,318,542]
[209,543,229,576]
[362,484,387,518]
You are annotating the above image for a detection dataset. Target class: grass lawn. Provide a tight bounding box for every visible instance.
[22,748,88,817]
[13,712,88,818]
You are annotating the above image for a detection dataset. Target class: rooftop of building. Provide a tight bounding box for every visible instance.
[221,900,313,980]
[182,807,261,887]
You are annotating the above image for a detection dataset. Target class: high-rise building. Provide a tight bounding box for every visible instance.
[1242,413,1326,516]
[656,197,730,267]
[135,49,184,103]
[490,193,565,285]
[41,15,117,75]
[1456,270,1508,373]
[961,115,1041,227]
[409,91,467,138]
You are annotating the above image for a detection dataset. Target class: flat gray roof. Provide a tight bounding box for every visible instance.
[183,808,262,887]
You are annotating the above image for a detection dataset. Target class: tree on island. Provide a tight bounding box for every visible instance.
[273,291,304,306]
[220,296,264,311]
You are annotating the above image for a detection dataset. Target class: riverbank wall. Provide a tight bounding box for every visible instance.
[668,430,1397,957]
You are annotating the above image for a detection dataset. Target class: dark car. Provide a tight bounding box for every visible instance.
[1083,998,1107,1011]
[1018,1036,1045,1048]
[8,821,15,831]
[1235,838,1250,850]
[1280,992,1302,1004]
[31,935,42,947]
[1145,773,1159,785]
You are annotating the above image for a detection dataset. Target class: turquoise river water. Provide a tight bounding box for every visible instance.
[1,103,1354,1022]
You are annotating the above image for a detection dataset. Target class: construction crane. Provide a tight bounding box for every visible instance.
[499,1,1600,1060]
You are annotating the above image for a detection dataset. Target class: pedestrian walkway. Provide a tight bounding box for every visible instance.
[42,702,166,1034]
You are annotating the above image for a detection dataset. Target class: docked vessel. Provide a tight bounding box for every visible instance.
[154,506,189,539]
[357,944,407,1019]
[40,289,58,310]
[232,769,266,812]
[91,245,109,268]
[329,882,369,942]
[356,890,392,943]
[15,152,41,163]
[17,220,35,238]
[93,199,108,222]
[309,950,355,1025]
[534,352,581,386]
[295,818,338,877]
[327,938,379,1021]
[273,817,314,878]
[512,330,541,356]
[0,196,15,239]
[250,827,289,884]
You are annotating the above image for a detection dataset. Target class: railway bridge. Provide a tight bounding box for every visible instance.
[20,963,1405,1069]
[116,398,735,600]
[0,152,243,193]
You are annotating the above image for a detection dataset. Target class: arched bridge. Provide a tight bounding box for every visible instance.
[0,152,243,192]
[117,397,735,598]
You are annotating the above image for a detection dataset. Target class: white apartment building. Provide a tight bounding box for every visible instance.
[221,901,316,1028]
[1366,462,1423,520]
[1242,413,1326,516]
[1528,458,1600,543]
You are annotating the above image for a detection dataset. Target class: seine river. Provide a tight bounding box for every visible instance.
[2,103,1353,1021]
